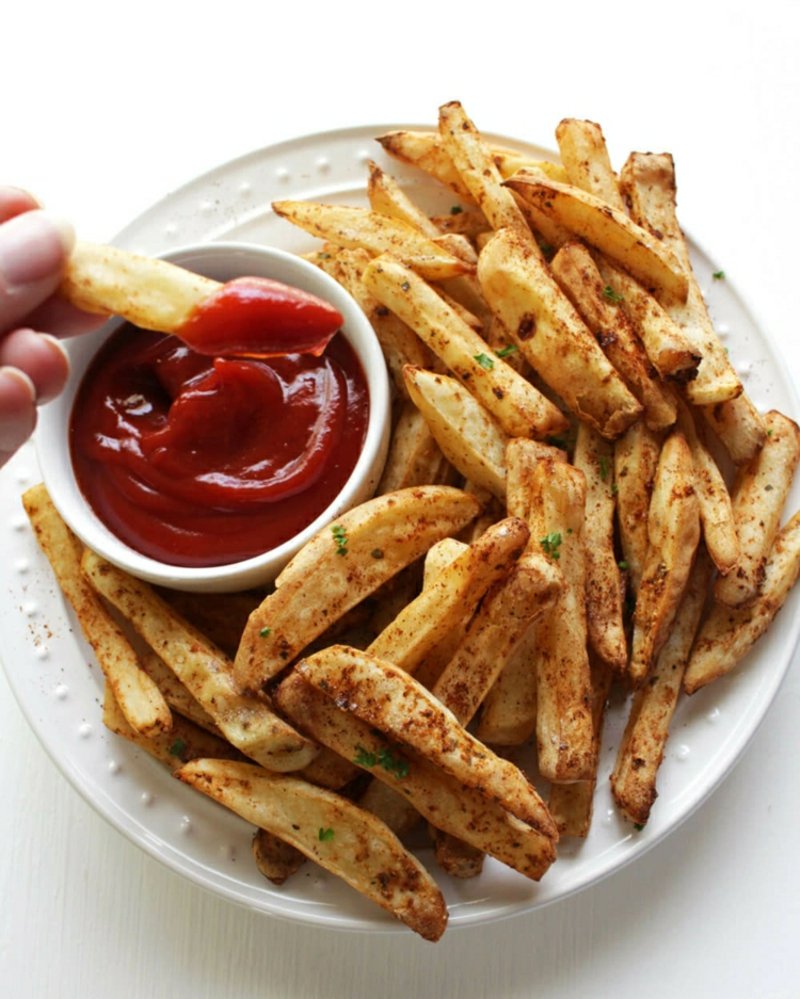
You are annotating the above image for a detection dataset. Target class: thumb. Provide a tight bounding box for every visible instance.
[0,210,75,333]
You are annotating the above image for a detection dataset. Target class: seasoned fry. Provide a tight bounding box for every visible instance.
[297,645,557,837]
[367,159,442,238]
[611,552,712,824]
[573,423,627,671]
[403,367,508,498]
[22,484,171,738]
[550,240,677,431]
[505,436,568,520]
[177,758,448,941]
[274,673,557,878]
[613,420,663,593]
[234,486,481,692]
[685,511,800,693]
[137,649,221,736]
[526,460,596,782]
[477,227,642,439]
[475,623,539,746]
[82,550,318,772]
[714,410,800,606]
[363,253,568,439]
[377,400,449,495]
[251,829,306,885]
[272,201,472,281]
[61,241,219,330]
[555,118,626,211]
[505,173,689,302]
[629,433,701,685]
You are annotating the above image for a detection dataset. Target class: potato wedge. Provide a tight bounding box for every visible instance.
[272,201,472,281]
[176,758,448,941]
[377,400,450,494]
[234,486,481,692]
[505,173,689,302]
[629,433,701,684]
[82,550,318,772]
[613,420,664,593]
[555,118,626,211]
[684,511,800,693]
[477,227,642,439]
[251,829,306,885]
[474,623,539,746]
[714,410,800,606]
[367,159,442,238]
[22,484,171,738]
[363,253,568,439]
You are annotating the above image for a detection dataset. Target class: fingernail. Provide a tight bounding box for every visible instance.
[0,210,75,289]
[0,366,37,451]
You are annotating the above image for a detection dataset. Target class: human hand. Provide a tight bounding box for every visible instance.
[0,187,104,468]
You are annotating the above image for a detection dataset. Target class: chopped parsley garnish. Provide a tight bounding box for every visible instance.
[634,822,645,831]
[169,738,187,759]
[474,352,495,371]
[618,560,629,571]
[494,344,518,359]
[259,626,271,638]
[540,531,563,560]
[712,270,725,281]
[318,827,335,841]
[331,524,348,556]
[603,285,624,304]
[371,548,384,560]
[354,746,377,768]
[598,455,610,481]
[611,482,619,496]
[354,744,409,779]
[450,204,463,215]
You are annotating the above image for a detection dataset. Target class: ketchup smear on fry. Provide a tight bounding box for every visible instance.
[70,281,369,568]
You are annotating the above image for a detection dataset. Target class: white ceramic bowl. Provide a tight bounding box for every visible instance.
[36,242,391,592]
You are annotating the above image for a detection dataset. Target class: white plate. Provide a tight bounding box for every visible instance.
[2,125,799,933]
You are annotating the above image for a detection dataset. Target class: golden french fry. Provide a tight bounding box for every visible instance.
[377,400,450,495]
[363,253,568,439]
[252,829,306,885]
[438,101,534,243]
[573,424,627,671]
[611,551,712,824]
[714,410,800,606]
[555,118,626,211]
[613,420,664,593]
[82,550,318,772]
[505,172,689,302]
[367,517,530,675]
[685,511,800,693]
[629,433,701,684]
[429,828,484,879]
[526,461,596,783]
[550,241,677,431]
[474,623,539,746]
[296,645,557,838]
[234,486,481,692]
[274,672,557,877]
[272,201,472,281]
[505,437,568,520]
[176,758,448,941]
[137,649,221,736]
[367,159,442,238]
[403,366,508,498]
[477,227,642,439]
[22,484,172,738]
[61,241,219,330]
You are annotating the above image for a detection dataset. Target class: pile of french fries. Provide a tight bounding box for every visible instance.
[29,102,800,940]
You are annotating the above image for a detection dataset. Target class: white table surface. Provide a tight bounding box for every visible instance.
[2,3,799,996]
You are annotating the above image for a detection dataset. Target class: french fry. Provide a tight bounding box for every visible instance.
[363,253,568,439]
[22,484,171,738]
[505,172,689,302]
[367,517,530,675]
[234,486,481,692]
[526,460,596,782]
[555,118,626,211]
[176,758,448,941]
[629,433,701,685]
[613,420,664,593]
[438,101,534,243]
[272,201,472,281]
[251,829,306,885]
[429,829,484,879]
[684,511,800,693]
[274,672,557,878]
[505,436,569,520]
[550,240,677,431]
[377,400,450,494]
[573,423,627,671]
[296,645,557,838]
[474,623,539,746]
[611,551,712,824]
[403,367,508,498]
[477,227,642,440]
[82,550,318,772]
[367,159,442,238]
[155,587,262,659]
[714,410,800,605]
[137,649,222,736]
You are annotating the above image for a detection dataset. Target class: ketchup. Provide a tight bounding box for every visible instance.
[70,319,369,568]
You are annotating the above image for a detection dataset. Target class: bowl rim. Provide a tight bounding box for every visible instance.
[35,240,391,592]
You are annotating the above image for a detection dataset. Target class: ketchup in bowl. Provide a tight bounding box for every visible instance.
[70,315,369,569]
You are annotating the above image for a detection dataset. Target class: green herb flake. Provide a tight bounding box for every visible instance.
[712,270,725,281]
[354,746,377,768]
[603,285,625,304]
[378,747,410,779]
[618,560,629,571]
[611,482,619,496]
[494,344,518,359]
[634,822,645,831]
[474,352,495,371]
[450,204,463,215]
[331,524,348,556]
[371,548,384,560]
[540,531,563,561]
[169,738,187,759]
[767,429,774,437]
[598,455,610,481]
[318,827,335,841]
[259,626,271,638]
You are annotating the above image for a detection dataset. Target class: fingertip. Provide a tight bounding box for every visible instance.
[0,365,37,453]
[0,328,70,403]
